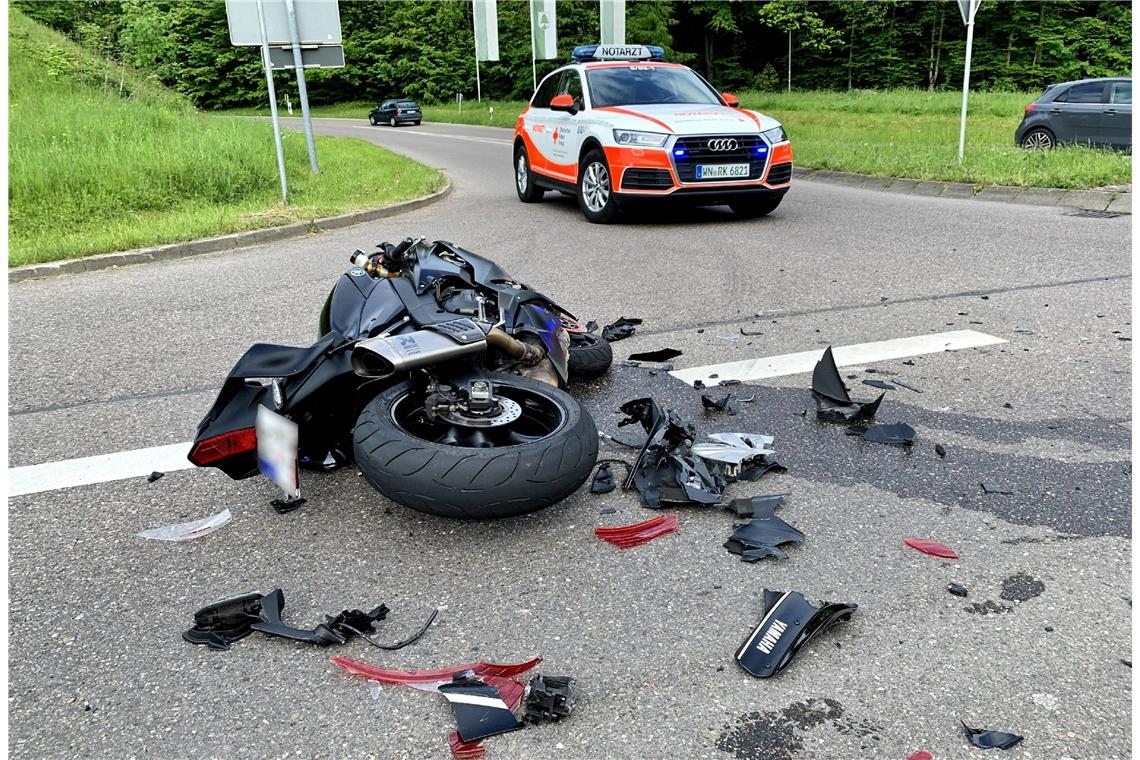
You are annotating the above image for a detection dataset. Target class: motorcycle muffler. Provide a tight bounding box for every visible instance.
[352,320,489,379]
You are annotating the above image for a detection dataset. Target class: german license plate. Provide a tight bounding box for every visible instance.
[696,163,749,180]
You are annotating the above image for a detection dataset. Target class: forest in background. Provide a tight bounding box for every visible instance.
[15,0,1132,109]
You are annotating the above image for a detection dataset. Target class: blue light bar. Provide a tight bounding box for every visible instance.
[571,44,666,62]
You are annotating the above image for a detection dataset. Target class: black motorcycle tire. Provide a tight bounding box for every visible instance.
[353,374,598,519]
[567,333,613,380]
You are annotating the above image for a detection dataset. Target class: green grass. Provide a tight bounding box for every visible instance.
[228,88,1131,189]
[8,9,445,267]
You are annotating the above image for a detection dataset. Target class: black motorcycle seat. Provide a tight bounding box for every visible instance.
[228,331,345,379]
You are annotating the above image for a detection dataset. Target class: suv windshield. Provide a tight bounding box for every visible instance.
[586,67,721,108]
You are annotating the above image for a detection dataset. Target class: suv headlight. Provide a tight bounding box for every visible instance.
[612,129,669,147]
[761,126,788,144]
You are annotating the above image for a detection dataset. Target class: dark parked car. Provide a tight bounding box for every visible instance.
[1016,77,1131,150]
[369,100,422,127]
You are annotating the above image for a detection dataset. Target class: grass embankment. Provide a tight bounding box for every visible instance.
[8,9,445,267]
[241,89,1130,189]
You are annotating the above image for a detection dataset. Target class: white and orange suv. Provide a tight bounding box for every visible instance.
[513,44,793,223]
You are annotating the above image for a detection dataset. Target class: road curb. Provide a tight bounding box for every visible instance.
[795,167,1130,214]
[8,182,453,284]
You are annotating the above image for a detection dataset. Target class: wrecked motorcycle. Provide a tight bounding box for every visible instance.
[189,237,606,519]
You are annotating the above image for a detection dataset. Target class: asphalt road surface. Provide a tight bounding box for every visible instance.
[8,117,1132,759]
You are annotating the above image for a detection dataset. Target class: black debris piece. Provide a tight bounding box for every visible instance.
[701,393,736,414]
[271,496,307,514]
[618,398,726,507]
[1044,626,1054,632]
[599,507,617,515]
[719,378,742,386]
[524,675,577,723]
[845,426,868,436]
[585,320,598,333]
[981,482,1013,495]
[146,471,165,483]
[724,498,804,563]
[628,348,682,363]
[1003,402,1013,409]
[812,347,884,422]
[724,493,790,519]
[693,379,705,389]
[947,583,969,597]
[935,444,947,458]
[735,590,856,678]
[862,379,897,391]
[902,360,916,366]
[740,327,764,336]
[1122,659,1132,668]
[697,328,705,334]
[182,589,438,652]
[960,722,1024,750]
[892,379,923,393]
[591,463,617,494]
[863,422,916,446]
[440,674,524,742]
[620,360,641,368]
[601,317,642,342]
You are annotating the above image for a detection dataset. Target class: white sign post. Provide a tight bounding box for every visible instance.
[957,0,982,163]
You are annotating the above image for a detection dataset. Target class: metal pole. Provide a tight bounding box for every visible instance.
[528,0,537,92]
[256,0,288,204]
[476,56,482,103]
[957,16,975,162]
[787,29,792,93]
[284,0,319,173]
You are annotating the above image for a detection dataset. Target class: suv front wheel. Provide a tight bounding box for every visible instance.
[577,149,619,223]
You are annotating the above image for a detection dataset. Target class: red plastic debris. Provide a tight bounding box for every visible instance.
[907,751,933,760]
[595,513,679,548]
[330,657,541,760]
[904,537,960,560]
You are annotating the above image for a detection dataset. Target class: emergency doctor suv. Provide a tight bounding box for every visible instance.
[513,44,793,223]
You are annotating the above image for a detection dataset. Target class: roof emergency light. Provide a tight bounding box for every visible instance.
[571,44,665,62]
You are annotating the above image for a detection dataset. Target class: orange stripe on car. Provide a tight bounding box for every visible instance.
[770,142,793,165]
[594,106,674,133]
[520,129,577,182]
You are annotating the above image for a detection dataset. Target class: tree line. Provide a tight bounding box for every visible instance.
[15,0,1132,109]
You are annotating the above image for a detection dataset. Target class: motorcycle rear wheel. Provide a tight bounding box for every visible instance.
[353,373,598,519]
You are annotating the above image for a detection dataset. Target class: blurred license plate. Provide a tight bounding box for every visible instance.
[696,163,749,180]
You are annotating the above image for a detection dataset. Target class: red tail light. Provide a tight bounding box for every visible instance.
[1024,103,1036,114]
[189,428,256,465]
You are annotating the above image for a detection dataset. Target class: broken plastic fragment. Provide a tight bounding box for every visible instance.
[980,482,1013,495]
[893,379,922,393]
[271,496,307,514]
[935,444,947,458]
[524,675,576,723]
[439,675,524,743]
[183,589,415,650]
[619,398,725,506]
[947,583,969,597]
[907,752,933,760]
[601,317,642,342]
[735,590,856,678]
[627,348,682,363]
[692,433,780,482]
[701,393,735,414]
[138,509,232,542]
[960,722,1024,750]
[812,347,884,422]
[904,537,960,560]
[723,494,803,562]
[862,379,897,390]
[863,422,916,446]
[724,493,789,519]
[146,471,165,483]
[595,513,679,548]
[591,463,617,494]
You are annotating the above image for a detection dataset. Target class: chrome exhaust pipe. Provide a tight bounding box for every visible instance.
[352,327,488,378]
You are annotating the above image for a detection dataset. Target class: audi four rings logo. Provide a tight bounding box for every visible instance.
[708,138,739,151]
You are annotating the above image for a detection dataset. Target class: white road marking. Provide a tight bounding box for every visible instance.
[670,330,1007,386]
[351,126,510,146]
[8,442,195,497]
[8,329,1006,497]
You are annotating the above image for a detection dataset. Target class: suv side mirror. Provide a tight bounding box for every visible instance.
[550,94,579,115]
[722,92,740,108]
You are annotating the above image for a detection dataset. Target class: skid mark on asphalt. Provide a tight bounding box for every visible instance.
[671,330,1006,386]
